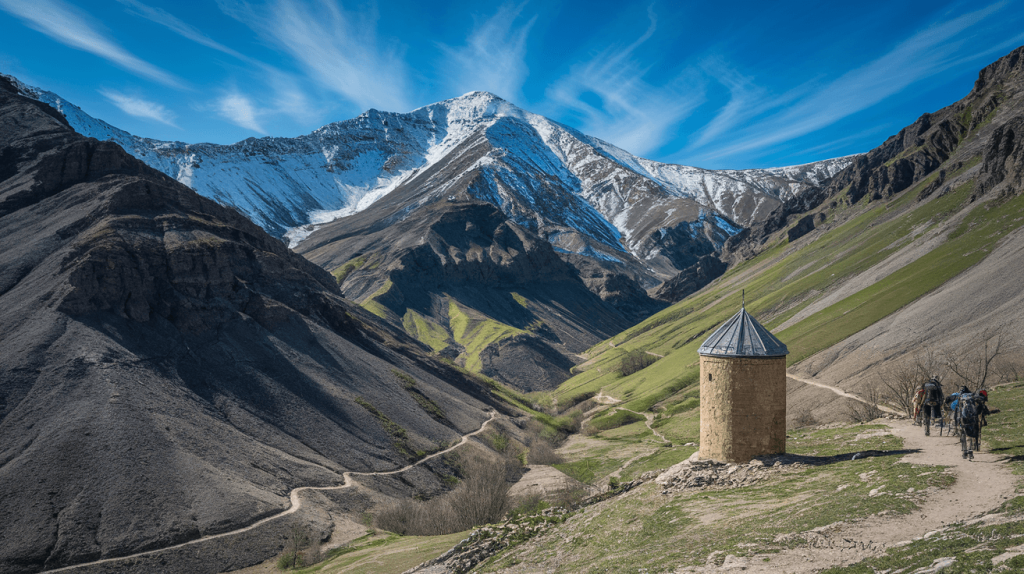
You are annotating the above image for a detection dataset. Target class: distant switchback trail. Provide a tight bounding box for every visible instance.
[46,412,499,573]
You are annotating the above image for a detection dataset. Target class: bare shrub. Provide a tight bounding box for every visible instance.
[945,330,1018,392]
[565,398,597,415]
[847,385,884,423]
[877,349,944,417]
[521,417,564,465]
[303,539,322,567]
[526,437,563,465]
[788,411,818,430]
[551,476,589,509]
[619,349,658,376]
[995,352,1024,384]
[375,455,518,536]
[510,492,547,515]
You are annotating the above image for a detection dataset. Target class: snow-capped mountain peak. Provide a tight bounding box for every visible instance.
[5,73,855,280]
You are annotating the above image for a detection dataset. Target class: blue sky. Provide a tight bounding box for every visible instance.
[1,0,1022,169]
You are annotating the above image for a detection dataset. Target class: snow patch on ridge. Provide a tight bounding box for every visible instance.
[6,77,858,273]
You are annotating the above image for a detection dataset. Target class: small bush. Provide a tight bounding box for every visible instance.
[509,493,549,517]
[487,430,511,453]
[847,386,884,423]
[788,411,819,430]
[619,349,658,376]
[276,552,303,570]
[526,438,563,465]
[375,456,519,536]
[277,526,315,570]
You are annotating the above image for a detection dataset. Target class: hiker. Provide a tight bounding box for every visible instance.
[911,386,926,426]
[944,386,971,437]
[921,376,944,436]
[978,390,991,426]
[956,390,988,460]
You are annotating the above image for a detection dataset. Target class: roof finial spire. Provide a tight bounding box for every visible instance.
[742,289,745,309]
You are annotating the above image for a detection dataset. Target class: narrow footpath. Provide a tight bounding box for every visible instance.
[684,375,1017,573]
[47,412,499,573]
[787,373,902,416]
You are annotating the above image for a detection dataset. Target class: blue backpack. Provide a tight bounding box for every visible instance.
[959,393,981,438]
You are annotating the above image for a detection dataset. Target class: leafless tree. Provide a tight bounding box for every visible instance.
[945,330,1012,392]
[877,349,944,417]
[993,351,1024,384]
[847,385,884,423]
[279,525,310,570]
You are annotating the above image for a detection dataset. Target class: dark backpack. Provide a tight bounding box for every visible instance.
[924,382,942,405]
[959,393,981,438]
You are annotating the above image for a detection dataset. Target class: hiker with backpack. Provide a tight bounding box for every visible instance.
[912,386,926,426]
[921,376,945,436]
[955,389,987,460]
[978,390,991,426]
[944,386,971,437]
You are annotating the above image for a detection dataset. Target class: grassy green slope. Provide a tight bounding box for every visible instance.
[357,285,531,374]
[448,300,528,373]
[551,166,1024,413]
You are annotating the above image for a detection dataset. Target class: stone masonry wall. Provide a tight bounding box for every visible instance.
[699,356,786,462]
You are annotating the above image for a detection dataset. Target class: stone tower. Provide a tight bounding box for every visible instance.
[697,303,789,463]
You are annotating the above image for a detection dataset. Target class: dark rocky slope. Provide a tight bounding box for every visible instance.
[0,76,497,573]
[299,196,642,390]
[652,254,729,303]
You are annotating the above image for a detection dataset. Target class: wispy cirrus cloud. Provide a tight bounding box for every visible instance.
[216,91,265,134]
[100,89,178,126]
[685,1,1024,164]
[544,6,704,157]
[118,0,320,128]
[0,0,183,88]
[115,0,251,63]
[218,0,411,113]
[442,3,536,101]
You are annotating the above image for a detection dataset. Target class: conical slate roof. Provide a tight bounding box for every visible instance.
[698,307,789,358]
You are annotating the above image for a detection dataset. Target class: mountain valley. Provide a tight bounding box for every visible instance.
[1,34,1024,574]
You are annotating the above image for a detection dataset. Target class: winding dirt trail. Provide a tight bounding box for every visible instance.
[616,407,670,445]
[787,374,901,416]
[47,411,499,573]
[683,376,1017,573]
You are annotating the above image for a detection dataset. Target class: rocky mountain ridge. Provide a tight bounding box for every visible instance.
[4,76,852,283]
